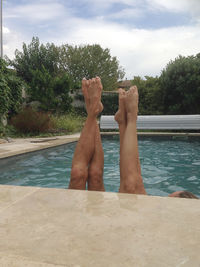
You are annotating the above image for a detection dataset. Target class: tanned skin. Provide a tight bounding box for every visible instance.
[69,78,198,199]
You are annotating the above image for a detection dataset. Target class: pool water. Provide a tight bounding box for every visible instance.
[0,136,200,197]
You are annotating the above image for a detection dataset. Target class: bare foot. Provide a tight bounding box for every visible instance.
[87,77,103,116]
[125,86,138,121]
[114,88,126,125]
[82,78,90,113]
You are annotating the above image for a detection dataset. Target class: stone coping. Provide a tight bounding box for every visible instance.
[0,132,199,160]
[0,134,80,159]
[101,131,200,136]
[0,185,199,266]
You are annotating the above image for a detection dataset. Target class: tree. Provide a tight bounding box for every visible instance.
[0,58,23,117]
[131,76,162,115]
[30,66,72,112]
[160,54,200,114]
[9,37,72,112]
[59,44,125,91]
[0,58,11,116]
[10,37,60,83]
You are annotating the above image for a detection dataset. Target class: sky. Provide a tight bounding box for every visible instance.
[2,0,200,79]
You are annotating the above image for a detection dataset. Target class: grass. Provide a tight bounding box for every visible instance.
[51,113,85,134]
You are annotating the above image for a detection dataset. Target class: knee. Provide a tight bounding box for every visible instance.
[69,165,88,190]
[121,176,137,194]
[89,166,103,179]
[88,167,104,190]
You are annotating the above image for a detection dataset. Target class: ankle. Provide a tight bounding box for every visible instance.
[117,120,126,126]
[127,112,137,123]
[87,113,97,120]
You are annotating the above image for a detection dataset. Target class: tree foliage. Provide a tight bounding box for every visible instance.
[59,44,125,91]
[29,67,72,112]
[9,36,200,116]
[9,37,72,112]
[131,76,163,115]
[0,59,11,116]
[160,54,200,114]
[11,37,60,83]
[0,58,23,116]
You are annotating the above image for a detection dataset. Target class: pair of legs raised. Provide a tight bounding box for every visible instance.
[69,77,105,191]
[69,77,146,195]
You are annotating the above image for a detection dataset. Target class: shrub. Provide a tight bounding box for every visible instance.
[101,93,118,115]
[51,113,85,133]
[73,107,87,116]
[0,59,24,118]
[131,76,163,115]
[0,58,11,116]
[160,54,200,114]
[0,122,5,137]
[74,92,118,115]
[11,107,54,134]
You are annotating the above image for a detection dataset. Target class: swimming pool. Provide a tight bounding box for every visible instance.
[0,135,200,197]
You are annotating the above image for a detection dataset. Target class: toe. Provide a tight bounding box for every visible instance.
[96,76,103,90]
[118,88,124,96]
[86,80,90,89]
[122,89,126,96]
[130,85,138,94]
[82,78,87,91]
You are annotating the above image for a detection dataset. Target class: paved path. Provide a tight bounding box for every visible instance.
[0,134,80,159]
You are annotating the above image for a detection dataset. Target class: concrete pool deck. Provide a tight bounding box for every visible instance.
[0,133,200,266]
[0,185,200,267]
[0,134,80,159]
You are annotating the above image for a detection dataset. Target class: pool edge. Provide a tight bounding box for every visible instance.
[0,132,199,160]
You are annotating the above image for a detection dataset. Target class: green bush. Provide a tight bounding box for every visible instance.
[73,107,87,116]
[160,54,200,114]
[11,107,54,134]
[0,122,5,137]
[51,113,85,133]
[101,93,118,115]
[0,58,11,116]
[9,37,73,113]
[29,67,72,112]
[131,76,163,115]
[74,92,118,115]
[0,58,24,117]
[7,71,24,115]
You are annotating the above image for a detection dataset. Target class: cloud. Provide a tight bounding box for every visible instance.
[147,0,200,20]
[108,7,144,20]
[58,19,200,78]
[3,27,10,34]
[147,0,189,12]
[2,0,200,79]
[4,1,67,23]
[80,0,138,8]
[3,27,29,59]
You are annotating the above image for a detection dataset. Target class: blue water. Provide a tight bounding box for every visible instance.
[0,136,200,197]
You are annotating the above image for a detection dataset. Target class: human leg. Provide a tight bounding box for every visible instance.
[69,78,103,190]
[88,122,105,191]
[82,77,105,191]
[114,89,127,186]
[119,86,146,194]
[114,88,127,148]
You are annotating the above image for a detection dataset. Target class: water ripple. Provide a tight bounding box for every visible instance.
[0,137,200,197]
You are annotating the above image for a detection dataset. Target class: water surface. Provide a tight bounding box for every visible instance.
[0,136,199,197]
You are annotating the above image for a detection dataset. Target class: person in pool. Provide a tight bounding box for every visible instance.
[68,77,198,199]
